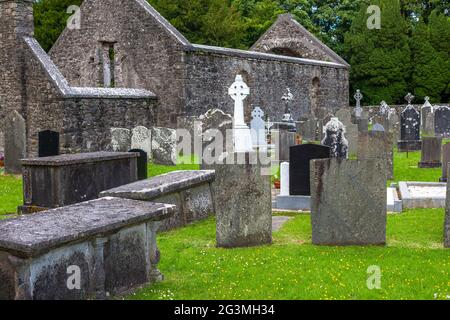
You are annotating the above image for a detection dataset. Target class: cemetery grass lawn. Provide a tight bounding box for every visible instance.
[391,149,441,184]
[129,209,449,300]
[0,172,22,217]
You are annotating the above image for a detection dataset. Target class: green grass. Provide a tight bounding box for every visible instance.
[129,209,449,300]
[0,169,22,216]
[148,155,200,177]
[390,149,442,184]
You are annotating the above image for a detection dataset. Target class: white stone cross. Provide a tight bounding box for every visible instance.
[354,90,363,107]
[405,92,414,105]
[228,75,253,152]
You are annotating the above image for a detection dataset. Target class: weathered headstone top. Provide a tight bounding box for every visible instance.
[321,117,348,158]
[21,151,137,166]
[380,101,390,115]
[372,123,385,132]
[422,96,432,109]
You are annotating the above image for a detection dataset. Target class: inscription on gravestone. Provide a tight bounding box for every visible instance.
[289,144,330,196]
[38,130,60,158]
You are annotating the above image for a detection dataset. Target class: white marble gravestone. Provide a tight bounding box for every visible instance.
[280,162,290,196]
[228,75,253,152]
[250,107,267,150]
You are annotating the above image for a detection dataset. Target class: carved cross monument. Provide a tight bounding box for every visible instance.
[405,92,414,106]
[228,75,253,152]
[354,89,363,118]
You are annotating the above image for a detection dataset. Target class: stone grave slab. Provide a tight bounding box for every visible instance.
[19,152,138,213]
[310,159,387,245]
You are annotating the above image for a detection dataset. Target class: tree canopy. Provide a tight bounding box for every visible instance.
[33,0,450,104]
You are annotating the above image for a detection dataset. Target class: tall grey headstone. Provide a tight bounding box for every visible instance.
[435,106,450,137]
[357,131,394,180]
[4,111,26,174]
[441,143,450,183]
[321,117,348,158]
[354,90,363,118]
[151,127,177,165]
[310,159,387,245]
[419,137,442,168]
[215,152,272,248]
[131,126,151,160]
[110,128,131,152]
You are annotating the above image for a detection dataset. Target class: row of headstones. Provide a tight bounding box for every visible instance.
[110,126,177,166]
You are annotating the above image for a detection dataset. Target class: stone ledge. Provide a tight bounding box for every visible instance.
[0,197,175,258]
[21,151,137,167]
[100,170,215,200]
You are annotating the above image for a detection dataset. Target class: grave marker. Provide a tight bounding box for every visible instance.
[129,149,148,180]
[398,93,421,151]
[38,130,60,157]
[435,106,450,137]
[289,144,330,196]
[321,117,348,158]
[229,75,253,152]
[310,159,387,245]
[441,143,450,182]
[4,111,26,174]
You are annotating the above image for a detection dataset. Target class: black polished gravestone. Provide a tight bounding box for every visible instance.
[38,130,60,157]
[398,106,421,152]
[435,106,450,137]
[289,144,330,196]
[129,149,148,180]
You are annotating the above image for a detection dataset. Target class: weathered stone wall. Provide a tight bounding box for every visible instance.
[49,0,187,127]
[0,0,34,132]
[184,48,349,121]
[251,14,349,66]
[22,37,157,157]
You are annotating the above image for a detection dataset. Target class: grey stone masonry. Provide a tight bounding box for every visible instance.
[310,159,387,246]
[0,197,175,299]
[215,153,272,248]
[101,170,215,231]
[20,152,138,213]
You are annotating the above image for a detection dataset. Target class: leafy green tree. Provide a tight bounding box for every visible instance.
[344,0,411,105]
[410,17,447,102]
[34,0,82,52]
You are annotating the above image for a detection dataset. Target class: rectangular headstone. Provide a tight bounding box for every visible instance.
[310,159,387,245]
[419,137,442,168]
[38,130,60,157]
[4,111,26,174]
[215,153,272,248]
[400,106,421,141]
[440,143,450,182]
[357,131,394,180]
[289,144,330,196]
[279,130,296,161]
[435,106,450,137]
